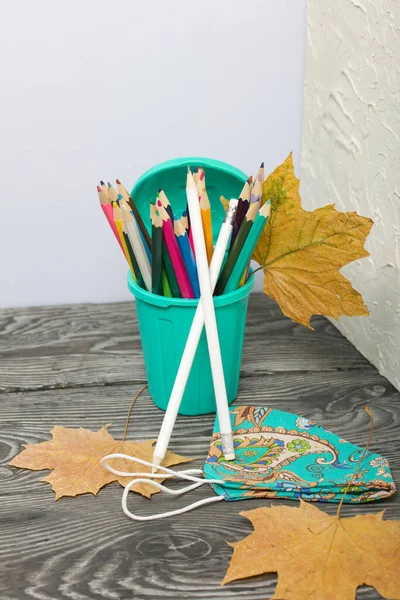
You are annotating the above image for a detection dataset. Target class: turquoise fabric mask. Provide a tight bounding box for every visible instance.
[102,406,395,521]
[204,406,395,503]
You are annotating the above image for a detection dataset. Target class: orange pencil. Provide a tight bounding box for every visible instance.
[197,169,213,264]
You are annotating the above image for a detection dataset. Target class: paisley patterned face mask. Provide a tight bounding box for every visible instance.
[102,406,395,521]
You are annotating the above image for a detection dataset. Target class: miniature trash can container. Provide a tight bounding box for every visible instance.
[128,156,253,416]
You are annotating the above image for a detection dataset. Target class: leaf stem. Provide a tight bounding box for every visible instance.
[122,384,148,441]
[251,264,267,275]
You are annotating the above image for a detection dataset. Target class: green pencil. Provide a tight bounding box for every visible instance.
[223,201,271,294]
[214,202,259,295]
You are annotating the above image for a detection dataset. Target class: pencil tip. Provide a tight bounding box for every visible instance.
[193,166,198,173]
[157,200,162,207]
[97,185,102,192]
[158,188,162,193]
[248,176,253,184]
[107,182,112,189]
[260,162,264,168]
[100,180,105,186]
[116,178,121,185]
[117,193,123,200]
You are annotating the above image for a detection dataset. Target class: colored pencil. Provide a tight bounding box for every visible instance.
[181,210,189,232]
[185,169,235,461]
[97,186,124,252]
[107,183,119,204]
[122,205,152,292]
[151,204,163,296]
[117,193,151,265]
[158,203,194,299]
[230,177,252,249]
[225,201,271,294]
[197,169,213,264]
[158,189,174,223]
[122,230,145,289]
[100,180,109,197]
[193,166,199,186]
[112,201,137,279]
[152,198,238,470]
[238,163,264,286]
[116,179,152,251]
[215,201,259,295]
[162,270,172,297]
[250,162,263,206]
[162,240,181,298]
[174,218,200,297]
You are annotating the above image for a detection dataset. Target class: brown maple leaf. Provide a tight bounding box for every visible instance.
[254,153,373,328]
[222,501,400,600]
[9,425,191,499]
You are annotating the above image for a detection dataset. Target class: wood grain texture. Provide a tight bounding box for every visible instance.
[0,295,398,600]
[0,295,369,393]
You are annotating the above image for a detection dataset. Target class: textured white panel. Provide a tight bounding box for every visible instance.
[301,0,400,390]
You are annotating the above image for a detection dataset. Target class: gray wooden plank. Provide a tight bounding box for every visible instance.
[0,295,370,393]
[1,368,399,600]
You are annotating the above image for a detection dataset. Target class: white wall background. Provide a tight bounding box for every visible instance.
[301,0,400,390]
[0,0,306,308]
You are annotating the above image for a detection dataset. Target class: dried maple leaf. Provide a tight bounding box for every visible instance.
[254,153,373,328]
[222,154,373,328]
[223,500,400,600]
[9,425,191,499]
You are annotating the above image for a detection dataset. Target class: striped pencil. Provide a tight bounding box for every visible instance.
[214,202,259,295]
[158,202,194,299]
[174,218,200,297]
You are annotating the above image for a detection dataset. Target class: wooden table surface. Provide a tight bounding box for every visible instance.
[1,294,399,600]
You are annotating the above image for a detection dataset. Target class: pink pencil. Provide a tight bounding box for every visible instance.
[157,201,194,299]
[97,185,124,252]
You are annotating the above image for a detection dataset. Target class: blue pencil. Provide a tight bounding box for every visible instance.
[174,218,200,297]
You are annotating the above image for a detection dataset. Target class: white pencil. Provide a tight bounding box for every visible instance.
[152,198,238,470]
[121,205,152,292]
[185,169,235,459]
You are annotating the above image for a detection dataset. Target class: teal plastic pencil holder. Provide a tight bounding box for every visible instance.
[128,272,254,415]
[128,156,251,416]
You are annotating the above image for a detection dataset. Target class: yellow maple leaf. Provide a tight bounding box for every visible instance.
[252,153,373,328]
[9,425,191,499]
[222,501,400,600]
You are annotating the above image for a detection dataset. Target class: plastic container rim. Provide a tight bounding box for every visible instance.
[127,270,255,308]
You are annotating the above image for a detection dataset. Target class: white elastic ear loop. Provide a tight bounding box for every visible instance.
[102,453,225,521]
